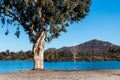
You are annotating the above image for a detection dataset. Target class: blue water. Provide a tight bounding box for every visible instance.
[0,61,120,74]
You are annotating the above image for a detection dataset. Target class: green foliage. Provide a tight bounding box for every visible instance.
[0,0,91,42]
[0,50,33,61]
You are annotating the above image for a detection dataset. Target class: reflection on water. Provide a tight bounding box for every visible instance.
[0,61,120,74]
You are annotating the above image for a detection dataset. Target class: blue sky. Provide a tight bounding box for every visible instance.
[0,0,120,52]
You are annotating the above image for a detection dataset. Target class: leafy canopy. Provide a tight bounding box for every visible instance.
[0,0,91,43]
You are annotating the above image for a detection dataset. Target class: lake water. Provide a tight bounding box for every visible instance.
[0,61,120,74]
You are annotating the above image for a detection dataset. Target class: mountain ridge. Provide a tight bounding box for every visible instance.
[45,39,120,54]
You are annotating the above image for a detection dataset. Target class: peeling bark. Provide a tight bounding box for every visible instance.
[33,31,46,70]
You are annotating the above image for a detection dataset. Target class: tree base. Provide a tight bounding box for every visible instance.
[32,68,45,71]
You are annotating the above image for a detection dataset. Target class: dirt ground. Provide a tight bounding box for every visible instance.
[0,70,120,80]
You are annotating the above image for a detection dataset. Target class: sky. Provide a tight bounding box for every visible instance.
[0,0,120,52]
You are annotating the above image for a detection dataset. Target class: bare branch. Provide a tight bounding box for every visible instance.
[70,46,79,62]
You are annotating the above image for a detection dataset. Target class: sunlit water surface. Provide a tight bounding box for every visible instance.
[0,61,120,74]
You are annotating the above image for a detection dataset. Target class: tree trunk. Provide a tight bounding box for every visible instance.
[33,31,46,70]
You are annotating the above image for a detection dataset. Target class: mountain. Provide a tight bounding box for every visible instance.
[46,39,120,54]
[76,39,120,53]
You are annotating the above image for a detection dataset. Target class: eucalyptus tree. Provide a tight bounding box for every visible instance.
[0,0,91,70]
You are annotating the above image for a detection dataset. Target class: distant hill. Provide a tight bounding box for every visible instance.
[46,39,120,54]
[76,39,120,53]
[0,39,120,61]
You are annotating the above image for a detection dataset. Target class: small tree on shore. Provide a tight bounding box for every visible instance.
[70,46,79,62]
[0,0,91,70]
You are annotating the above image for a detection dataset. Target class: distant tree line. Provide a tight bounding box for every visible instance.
[0,50,33,61]
[0,47,120,61]
[44,47,120,61]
